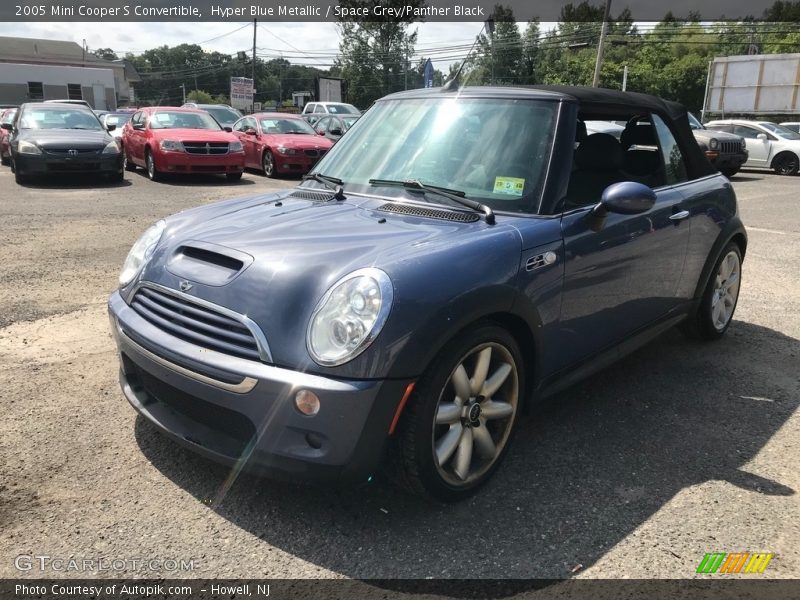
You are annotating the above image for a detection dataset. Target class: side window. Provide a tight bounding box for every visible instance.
[131,111,143,127]
[733,125,760,139]
[652,114,688,185]
[316,117,330,133]
[305,103,315,114]
[232,118,246,132]
[314,104,326,114]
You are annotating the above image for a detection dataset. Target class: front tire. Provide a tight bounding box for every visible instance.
[145,149,161,181]
[124,149,136,172]
[226,172,243,182]
[772,152,799,176]
[392,323,524,501]
[681,243,742,340]
[720,167,739,178]
[262,150,275,178]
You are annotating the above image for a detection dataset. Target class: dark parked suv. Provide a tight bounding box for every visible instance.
[109,86,746,500]
[688,113,748,177]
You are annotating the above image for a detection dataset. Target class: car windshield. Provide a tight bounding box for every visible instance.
[759,122,800,140]
[258,117,317,135]
[204,106,241,125]
[19,107,103,130]
[149,111,222,130]
[687,113,704,130]
[327,104,359,115]
[311,97,557,214]
[105,113,133,127]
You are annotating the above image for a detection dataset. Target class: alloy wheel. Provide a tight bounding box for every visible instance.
[146,152,154,179]
[432,342,519,485]
[711,250,740,331]
[775,153,799,176]
[263,151,274,177]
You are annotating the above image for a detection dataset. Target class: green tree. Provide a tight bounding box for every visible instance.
[334,0,425,107]
[93,48,118,61]
[472,5,523,85]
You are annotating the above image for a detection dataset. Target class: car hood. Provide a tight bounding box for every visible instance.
[18,128,112,148]
[261,133,333,149]
[149,128,236,142]
[692,129,743,143]
[137,190,529,372]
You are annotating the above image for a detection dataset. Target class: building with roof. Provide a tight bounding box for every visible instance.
[0,36,140,107]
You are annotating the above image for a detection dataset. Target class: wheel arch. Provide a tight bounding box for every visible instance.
[770,149,799,170]
[691,216,748,302]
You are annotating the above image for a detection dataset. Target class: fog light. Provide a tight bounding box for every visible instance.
[295,390,320,416]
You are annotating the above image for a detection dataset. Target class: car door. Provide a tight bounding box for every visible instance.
[733,124,770,166]
[327,117,344,142]
[127,111,146,165]
[558,114,691,363]
[233,117,258,168]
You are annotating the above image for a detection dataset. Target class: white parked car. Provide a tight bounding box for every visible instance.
[301,102,360,118]
[780,122,800,133]
[705,119,800,175]
[101,112,134,139]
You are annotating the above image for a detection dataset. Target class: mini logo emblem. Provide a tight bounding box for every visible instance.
[67,149,78,157]
[179,280,193,292]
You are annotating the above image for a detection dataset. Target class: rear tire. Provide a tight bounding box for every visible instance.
[124,150,136,172]
[681,242,742,340]
[12,161,27,184]
[772,152,799,176]
[391,323,524,501]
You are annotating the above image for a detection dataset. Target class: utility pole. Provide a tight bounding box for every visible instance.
[82,39,86,67]
[591,0,612,88]
[180,83,186,104]
[252,19,257,112]
[622,64,628,91]
[485,17,495,85]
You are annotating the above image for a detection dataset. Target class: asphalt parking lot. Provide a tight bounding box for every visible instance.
[0,166,798,581]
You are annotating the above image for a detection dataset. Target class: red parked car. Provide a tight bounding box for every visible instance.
[231,112,333,177]
[0,108,18,165]
[121,107,245,182]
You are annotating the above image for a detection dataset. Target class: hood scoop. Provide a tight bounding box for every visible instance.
[377,203,480,223]
[289,189,336,202]
[166,241,253,287]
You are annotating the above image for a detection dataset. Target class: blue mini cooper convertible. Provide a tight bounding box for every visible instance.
[109,86,746,500]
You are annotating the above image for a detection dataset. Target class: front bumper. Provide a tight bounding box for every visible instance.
[709,151,748,170]
[274,151,325,175]
[14,152,122,175]
[108,291,409,483]
[156,150,245,175]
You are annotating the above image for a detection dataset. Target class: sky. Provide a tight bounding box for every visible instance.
[0,21,487,72]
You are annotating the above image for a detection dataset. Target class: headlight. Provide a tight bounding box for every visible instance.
[102,140,120,154]
[740,138,746,149]
[276,146,297,155]
[160,140,184,152]
[17,140,41,155]
[307,268,393,366]
[229,141,243,152]
[119,220,166,287]
[709,138,719,150]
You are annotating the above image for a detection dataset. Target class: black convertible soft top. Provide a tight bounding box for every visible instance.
[529,85,716,179]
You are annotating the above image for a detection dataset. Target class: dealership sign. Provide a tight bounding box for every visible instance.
[230,77,253,111]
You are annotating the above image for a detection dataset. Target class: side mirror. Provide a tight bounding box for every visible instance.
[132,123,144,130]
[329,128,343,136]
[106,124,116,132]
[1,123,12,131]
[223,126,233,132]
[756,133,768,141]
[317,130,325,136]
[245,128,257,135]
[589,182,656,230]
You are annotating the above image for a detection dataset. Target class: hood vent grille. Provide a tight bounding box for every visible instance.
[377,203,480,223]
[289,190,335,202]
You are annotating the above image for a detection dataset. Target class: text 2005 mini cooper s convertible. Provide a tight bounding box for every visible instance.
[109,86,746,500]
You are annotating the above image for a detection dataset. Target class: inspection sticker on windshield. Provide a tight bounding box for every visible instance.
[494,177,525,196]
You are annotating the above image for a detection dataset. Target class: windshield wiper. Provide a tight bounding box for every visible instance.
[301,172,346,200]
[369,178,495,225]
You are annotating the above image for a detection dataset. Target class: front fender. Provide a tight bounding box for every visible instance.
[691,215,747,302]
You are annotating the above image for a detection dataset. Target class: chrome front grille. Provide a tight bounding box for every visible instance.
[130,285,264,361]
[304,149,327,158]
[183,142,230,155]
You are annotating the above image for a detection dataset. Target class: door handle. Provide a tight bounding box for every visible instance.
[670,210,690,221]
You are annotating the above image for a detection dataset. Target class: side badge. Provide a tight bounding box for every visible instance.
[179,280,193,292]
[526,251,558,272]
